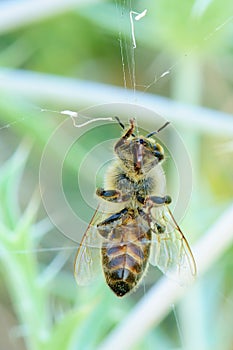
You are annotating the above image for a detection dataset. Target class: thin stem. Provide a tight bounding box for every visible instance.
[0,0,99,34]
[0,68,232,136]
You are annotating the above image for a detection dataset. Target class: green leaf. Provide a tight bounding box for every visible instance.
[43,307,91,350]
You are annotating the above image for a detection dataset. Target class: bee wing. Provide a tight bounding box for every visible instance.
[149,206,196,284]
[74,206,104,286]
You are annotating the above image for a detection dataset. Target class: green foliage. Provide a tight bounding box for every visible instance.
[0,144,132,349]
[0,1,232,349]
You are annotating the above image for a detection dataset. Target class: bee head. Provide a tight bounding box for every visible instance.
[114,119,168,175]
[115,135,164,174]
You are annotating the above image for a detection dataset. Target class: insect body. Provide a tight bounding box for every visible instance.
[98,207,152,296]
[74,118,196,297]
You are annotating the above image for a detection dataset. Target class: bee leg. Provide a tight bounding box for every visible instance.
[114,118,135,149]
[136,195,146,204]
[97,208,128,238]
[155,222,166,233]
[96,188,131,202]
[138,208,165,234]
[145,195,172,206]
[98,208,128,227]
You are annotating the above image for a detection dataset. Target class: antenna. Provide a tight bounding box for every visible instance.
[146,121,170,138]
[115,116,125,130]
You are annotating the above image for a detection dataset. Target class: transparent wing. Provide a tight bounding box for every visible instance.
[74,200,128,286]
[149,206,196,284]
[74,206,104,286]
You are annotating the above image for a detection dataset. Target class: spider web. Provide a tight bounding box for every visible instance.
[0,2,231,244]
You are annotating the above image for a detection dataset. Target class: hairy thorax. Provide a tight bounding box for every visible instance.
[104,160,166,201]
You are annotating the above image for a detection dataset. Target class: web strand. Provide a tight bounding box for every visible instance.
[0,246,77,255]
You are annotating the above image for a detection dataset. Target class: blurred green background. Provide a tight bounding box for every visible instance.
[0,0,233,349]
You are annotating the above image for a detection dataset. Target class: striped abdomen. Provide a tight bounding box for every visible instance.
[101,216,151,297]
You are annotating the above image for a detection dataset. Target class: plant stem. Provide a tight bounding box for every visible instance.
[0,239,48,350]
[0,68,232,136]
[0,0,100,34]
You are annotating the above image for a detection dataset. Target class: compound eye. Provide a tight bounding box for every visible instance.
[153,143,164,161]
[155,143,162,151]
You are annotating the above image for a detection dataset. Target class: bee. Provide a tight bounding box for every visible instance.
[74,118,196,297]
